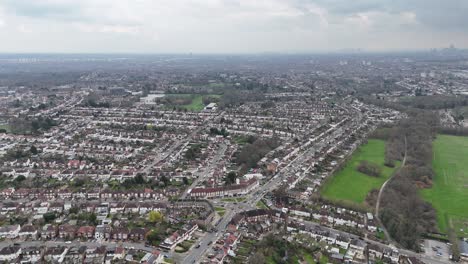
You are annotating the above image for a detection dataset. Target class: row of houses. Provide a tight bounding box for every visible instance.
[1,200,168,217]
[296,225,401,263]
[188,178,259,198]
[159,223,198,250]
[0,224,149,242]
[0,187,167,200]
[202,209,286,263]
[0,244,163,264]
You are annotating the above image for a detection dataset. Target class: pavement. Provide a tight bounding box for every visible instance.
[423,239,451,262]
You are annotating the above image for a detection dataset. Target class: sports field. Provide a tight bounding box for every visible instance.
[321,139,399,205]
[420,134,468,236]
[166,94,220,111]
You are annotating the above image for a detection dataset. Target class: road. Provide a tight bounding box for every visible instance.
[181,142,228,199]
[183,205,238,264]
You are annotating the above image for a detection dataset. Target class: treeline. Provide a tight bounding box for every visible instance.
[400,95,468,110]
[236,137,280,173]
[219,90,265,109]
[245,234,320,264]
[357,161,381,177]
[380,111,439,250]
[9,116,58,134]
[439,126,468,136]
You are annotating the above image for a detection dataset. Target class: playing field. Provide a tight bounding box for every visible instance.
[420,134,468,236]
[166,94,220,111]
[321,139,400,205]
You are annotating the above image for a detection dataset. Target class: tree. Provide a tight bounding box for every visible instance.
[134,174,146,185]
[148,211,164,223]
[43,212,56,223]
[69,207,79,214]
[30,145,38,155]
[160,175,170,187]
[182,177,189,185]
[225,171,237,185]
[249,252,266,264]
[88,213,97,225]
[146,229,161,246]
[14,175,26,182]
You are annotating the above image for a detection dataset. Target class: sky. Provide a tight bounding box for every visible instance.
[0,0,467,53]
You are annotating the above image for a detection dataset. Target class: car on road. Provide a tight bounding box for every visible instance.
[208,241,213,246]
[65,241,71,244]
[195,244,201,249]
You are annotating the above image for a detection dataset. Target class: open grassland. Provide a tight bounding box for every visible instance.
[166,94,220,111]
[420,134,468,236]
[321,139,400,205]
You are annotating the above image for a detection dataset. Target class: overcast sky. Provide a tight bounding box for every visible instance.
[0,0,467,53]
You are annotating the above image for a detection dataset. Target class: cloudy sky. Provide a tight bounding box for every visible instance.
[0,0,467,53]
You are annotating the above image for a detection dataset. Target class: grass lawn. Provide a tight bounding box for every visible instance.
[221,197,246,203]
[256,200,269,209]
[166,94,220,111]
[420,134,468,236]
[302,252,316,264]
[321,139,400,205]
[215,207,226,216]
[0,124,10,133]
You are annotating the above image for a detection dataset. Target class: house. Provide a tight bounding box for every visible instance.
[44,246,68,263]
[58,224,77,239]
[43,224,58,239]
[19,225,39,240]
[0,202,18,214]
[95,224,112,240]
[0,224,20,239]
[63,246,86,264]
[111,227,129,240]
[124,202,139,214]
[138,202,153,215]
[188,178,258,198]
[20,246,42,263]
[335,235,350,249]
[0,246,21,262]
[349,239,366,251]
[368,244,384,260]
[140,251,164,264]
[84,245,107,263]
[49,201,64,213]
[77,226,95,239]
[129,227,148,241]
[160,224,198,250]
[109,202,125,214]
[105,246,125,262]
[0,188,15,199]
[96,203,109,216]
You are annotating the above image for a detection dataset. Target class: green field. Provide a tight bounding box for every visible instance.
[166,94,220,111]
[420,134,468,236]
[0,124,10,133]
[321,139,400,205]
